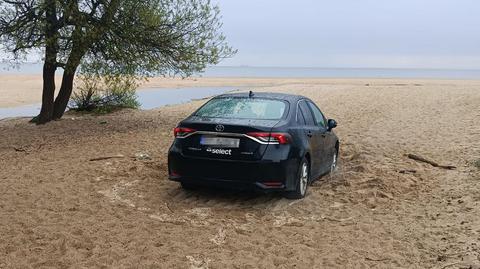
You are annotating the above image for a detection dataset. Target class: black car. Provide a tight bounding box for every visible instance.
[168,91,339,199]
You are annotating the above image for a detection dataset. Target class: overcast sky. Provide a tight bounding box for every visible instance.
[214,0,480,69]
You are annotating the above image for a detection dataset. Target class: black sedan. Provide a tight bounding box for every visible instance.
[168,91,339,199]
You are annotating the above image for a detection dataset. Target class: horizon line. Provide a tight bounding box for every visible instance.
[3,61,480,72]
[212,65,480,71]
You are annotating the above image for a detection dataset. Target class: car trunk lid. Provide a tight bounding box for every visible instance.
[177,116,280,161]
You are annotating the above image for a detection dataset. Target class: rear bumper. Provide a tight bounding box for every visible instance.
[168,151,299,192]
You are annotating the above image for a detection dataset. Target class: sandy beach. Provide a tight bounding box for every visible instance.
[1,77,479,268]
[0,75,334,108]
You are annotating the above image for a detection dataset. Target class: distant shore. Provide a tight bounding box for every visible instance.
[3,63,480,79]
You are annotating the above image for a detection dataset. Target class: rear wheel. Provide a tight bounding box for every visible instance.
[285,157,309,199]
[180,181,198,190]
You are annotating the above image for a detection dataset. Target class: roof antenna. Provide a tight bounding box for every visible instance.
[249,90,254,98]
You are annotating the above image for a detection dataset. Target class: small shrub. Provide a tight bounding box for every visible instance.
[69,73,140,113]
[474,159,480,169]
[70,73,103,112]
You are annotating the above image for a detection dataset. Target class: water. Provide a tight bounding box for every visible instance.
[0,87,236,120]
[0,63,46,74]
[0,104,41,120]
[202,66,480,79]
[2,63,480,79]
[137,87,236,109]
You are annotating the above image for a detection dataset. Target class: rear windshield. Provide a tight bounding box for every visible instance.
[195,97,287,120]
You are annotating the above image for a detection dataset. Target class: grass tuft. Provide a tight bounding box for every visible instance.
[474,159,480,169]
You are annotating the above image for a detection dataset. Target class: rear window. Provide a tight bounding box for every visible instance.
[195,97,287,120]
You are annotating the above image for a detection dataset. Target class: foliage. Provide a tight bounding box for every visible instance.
[0,0,235,122]
[0,0,236,76]
[70,73,102,112]
[69,72,140,114]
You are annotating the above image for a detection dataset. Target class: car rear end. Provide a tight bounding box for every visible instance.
[168,94,299,192]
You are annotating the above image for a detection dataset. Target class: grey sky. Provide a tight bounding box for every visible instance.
[215,0,480,69]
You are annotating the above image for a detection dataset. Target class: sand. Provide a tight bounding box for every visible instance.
[0,77,479,268]
[0,74,327,108]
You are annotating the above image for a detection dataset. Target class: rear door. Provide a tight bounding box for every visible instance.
[306,101,332,173]
[298,100,325,176]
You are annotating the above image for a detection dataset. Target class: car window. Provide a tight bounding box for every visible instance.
[296,104,307,125]
[195,97,287,120]
[307,101,326,127]
[298,100,315,126]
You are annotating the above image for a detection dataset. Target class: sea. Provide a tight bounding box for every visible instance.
[1,63,480,79]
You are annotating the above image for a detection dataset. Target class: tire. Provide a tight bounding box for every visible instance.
[180,181,198,190]
[284,157,310,199]
[330,148,339,174]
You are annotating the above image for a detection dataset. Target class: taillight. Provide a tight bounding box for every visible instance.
[246,132,291,144]
[174,127,196,138]
[263,181,283,187]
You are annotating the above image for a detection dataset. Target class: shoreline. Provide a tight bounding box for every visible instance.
[1,75,480,108]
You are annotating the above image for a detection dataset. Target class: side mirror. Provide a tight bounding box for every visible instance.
[327,119,337,131]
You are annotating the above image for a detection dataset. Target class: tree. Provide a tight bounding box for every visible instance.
[0,0,235,124]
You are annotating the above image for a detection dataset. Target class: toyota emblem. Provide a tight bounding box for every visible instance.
[215,124,225,132]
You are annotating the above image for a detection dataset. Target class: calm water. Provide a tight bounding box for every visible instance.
[201,66,480,79]
[137,87,236,109]
[0,104,41,119]
[2,63,480,79]
[0,87,236,120]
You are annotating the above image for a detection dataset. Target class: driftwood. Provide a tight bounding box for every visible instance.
[89,154,125,161]
[165,202,174,213]
[13,147,27,152]
[320,215,354,222]
[89,153,153,162]
[399,169,417,174]
[440,262,462,269]
[406,154,456,170]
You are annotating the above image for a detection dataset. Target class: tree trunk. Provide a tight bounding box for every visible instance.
[52,39,86,120]
[52,69,77,120]
[37,62,56,124]
[36,0,58,124]
[46,0,121,120]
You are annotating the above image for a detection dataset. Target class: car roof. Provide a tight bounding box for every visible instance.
[214,91,305,102]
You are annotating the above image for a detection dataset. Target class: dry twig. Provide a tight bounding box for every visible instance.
[406,154,456,170]
[89,154,125,161]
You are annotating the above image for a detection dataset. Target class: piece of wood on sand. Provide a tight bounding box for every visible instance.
[406,154,456,170]
[89,154,125,161]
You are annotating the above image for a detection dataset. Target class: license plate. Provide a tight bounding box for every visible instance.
[200,136,240,148]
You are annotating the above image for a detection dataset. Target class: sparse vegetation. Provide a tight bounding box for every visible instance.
[1,0,235,123]
[69,73,140,114]
[474,159,480,169]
